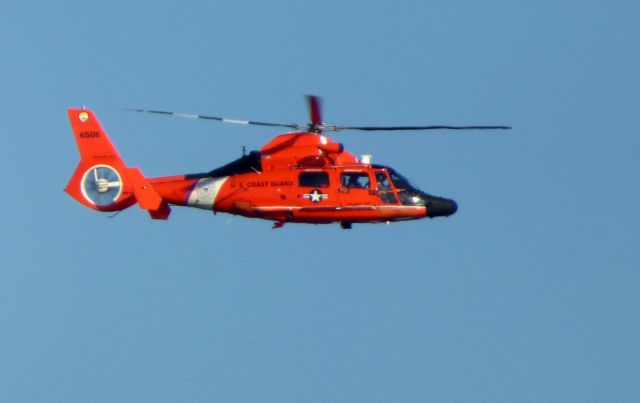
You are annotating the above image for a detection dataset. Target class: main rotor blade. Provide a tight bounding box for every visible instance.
[339,125,512,131]
[307,95,323,126]
[125,106,511,133]
[124,108,301,130]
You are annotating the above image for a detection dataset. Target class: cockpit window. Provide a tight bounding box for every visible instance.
[374,170,398,204]
[375,171,392,191]
[299,171,329,187]
[341,172,370,189]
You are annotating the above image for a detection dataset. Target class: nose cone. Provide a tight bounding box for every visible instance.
[425,196,458,218]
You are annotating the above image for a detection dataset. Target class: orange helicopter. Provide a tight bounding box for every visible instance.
[65,96,509,229]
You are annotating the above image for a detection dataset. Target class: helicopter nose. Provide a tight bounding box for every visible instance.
[425,196,458,218]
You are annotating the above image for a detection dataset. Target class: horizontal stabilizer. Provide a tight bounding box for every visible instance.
[127,168,171,220]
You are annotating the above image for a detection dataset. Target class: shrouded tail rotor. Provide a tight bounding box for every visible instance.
[80,165,123,207]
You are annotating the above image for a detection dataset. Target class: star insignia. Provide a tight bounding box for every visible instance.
[303,189,328,203]
[310,189,322,202]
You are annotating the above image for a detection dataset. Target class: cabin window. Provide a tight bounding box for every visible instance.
[341,172,370,189]
[299,171,329,187]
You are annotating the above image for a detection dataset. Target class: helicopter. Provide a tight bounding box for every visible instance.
[65,96,510,229]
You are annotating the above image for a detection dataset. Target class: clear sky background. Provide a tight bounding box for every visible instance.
[1,1,639,401]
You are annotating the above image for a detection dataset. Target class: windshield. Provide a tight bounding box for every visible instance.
[383,167,427,206]
[387,168,420,191]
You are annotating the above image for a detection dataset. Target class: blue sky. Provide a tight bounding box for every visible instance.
[1,1,639,401]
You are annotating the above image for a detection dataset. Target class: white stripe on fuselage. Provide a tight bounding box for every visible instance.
[187,177,228,210]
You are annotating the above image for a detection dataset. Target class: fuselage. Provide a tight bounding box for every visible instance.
[148,132,457,225]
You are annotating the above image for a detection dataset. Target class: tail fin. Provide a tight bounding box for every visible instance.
[65,108,170,219]
[68,109,122,161]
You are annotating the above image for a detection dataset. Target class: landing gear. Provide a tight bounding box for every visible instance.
[340,221,352,230]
